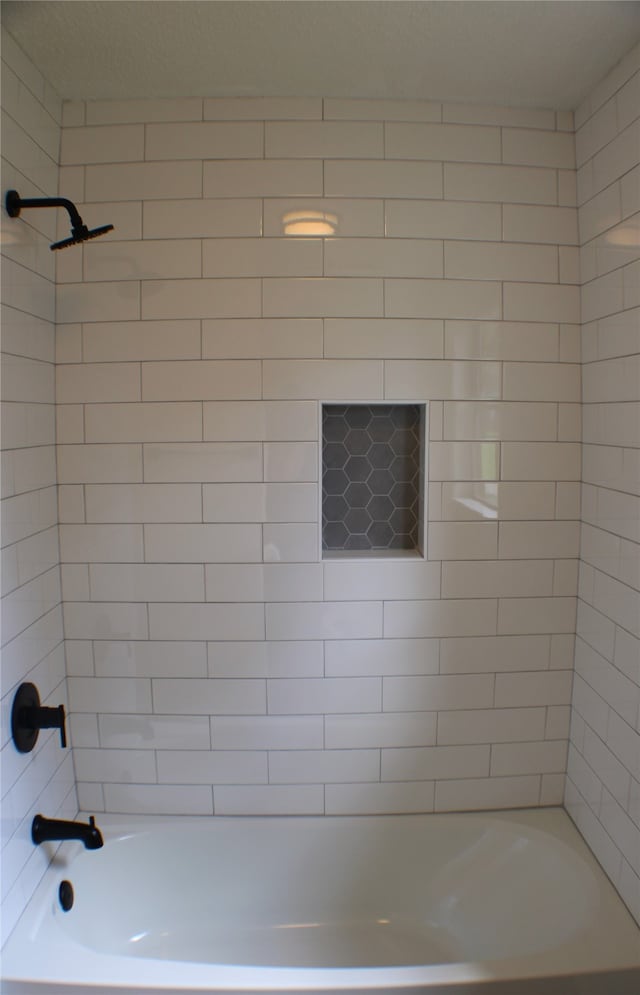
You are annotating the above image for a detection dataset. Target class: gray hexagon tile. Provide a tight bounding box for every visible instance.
[322,404,422,552]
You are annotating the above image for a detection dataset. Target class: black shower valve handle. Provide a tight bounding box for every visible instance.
[11,683,68,753]
[27,703,67,748]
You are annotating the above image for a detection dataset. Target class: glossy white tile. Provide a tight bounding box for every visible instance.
[324,319,443,359]
[383,599,497,639]
[444,242,558,283]
[85,402,202,443]
[383,674,494,712]
[141,279,261,320]
[385,279,501,320]
[203,319,323,360]
[265,121,383,158]
[142,442,262,482]
[263,523,318,562]
[85,483,202,523]
[82,320,201,362]
[205,97,321,120]
[104,784,213,815]
[325,159,442,198]
[211,715,323,750]
[324,561,440,602]
[325,781,435,815]
[203,238,322,278]
[267,676,381,714]
[94,640,206,678]
[208,640,323,678]
[268,749,379,784]
[142,360,261,401]
[157,750,267,785]
[264,442,318,482]
[90,563,205,602]
[385,122,500,162]
[437,707,546,744]
[146,121,263,160]
[444,163,556,204]
[442,560,553,598]
[263,359,383,400]
[151,663,266,709]
[214,785,322,816]
[61,124,144,164]
[143,198,261,239]
[385,361,501,400]
[263,278,383,318]
[503,283,580,324]
[325,712,437,749]
[385,200,501,240]
[326,238,443,278]
[144,523,262,563]
[266,602,382,640]
[57,282,140,324]
[203,159,322,197]
[502,129,575,169]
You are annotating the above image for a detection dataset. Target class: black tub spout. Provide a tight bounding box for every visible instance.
[32,814,104,850]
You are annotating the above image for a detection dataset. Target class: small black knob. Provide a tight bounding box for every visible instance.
[59,880,74,912]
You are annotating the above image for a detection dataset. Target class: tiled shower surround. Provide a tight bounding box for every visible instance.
[55,95,583,823]
[1,27,638,937]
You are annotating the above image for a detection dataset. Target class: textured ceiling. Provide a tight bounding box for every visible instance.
[2,1,640,109]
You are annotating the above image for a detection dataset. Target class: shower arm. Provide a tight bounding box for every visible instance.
[6,190,83,230]
[5,189,114,250]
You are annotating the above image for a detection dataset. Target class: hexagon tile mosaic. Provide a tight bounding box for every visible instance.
[322,404,422,553]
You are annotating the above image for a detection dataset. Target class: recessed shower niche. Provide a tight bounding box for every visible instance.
[321,403,427,557]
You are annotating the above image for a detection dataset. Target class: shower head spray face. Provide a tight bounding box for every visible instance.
[51,223,114,250]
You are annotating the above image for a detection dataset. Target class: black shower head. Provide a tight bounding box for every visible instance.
[51,223,114,251]
[5,190,114,251]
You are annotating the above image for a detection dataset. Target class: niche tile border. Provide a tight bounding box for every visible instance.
[321,402,427,557]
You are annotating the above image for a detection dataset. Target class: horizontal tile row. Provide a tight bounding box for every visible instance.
[67,668,573,716]
[54,237,579,284]
[54,359,581,402]
[77,773,562,817]
[52,195,580,245]
[57,480,585,533]
[67,97,571,131]
[54,399,579,443]
[71,739,568,786]
[56,278,581,324]
[60,120,576,167]
[56,520,580,563]
[57,558,578,603]
[63,633,573,681]
[54,318,579,365]
[61,597,577,643]
[55,443,580,491]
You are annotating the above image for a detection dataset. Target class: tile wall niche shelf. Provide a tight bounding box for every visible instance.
[321,403,426,557]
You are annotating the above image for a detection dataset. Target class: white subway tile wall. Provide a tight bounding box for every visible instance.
[1,29,77,947]
[51,91,586,837]
[3,23,639,931]
[567,44,640,927]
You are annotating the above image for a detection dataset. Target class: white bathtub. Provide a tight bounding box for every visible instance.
[2,807,639,994]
